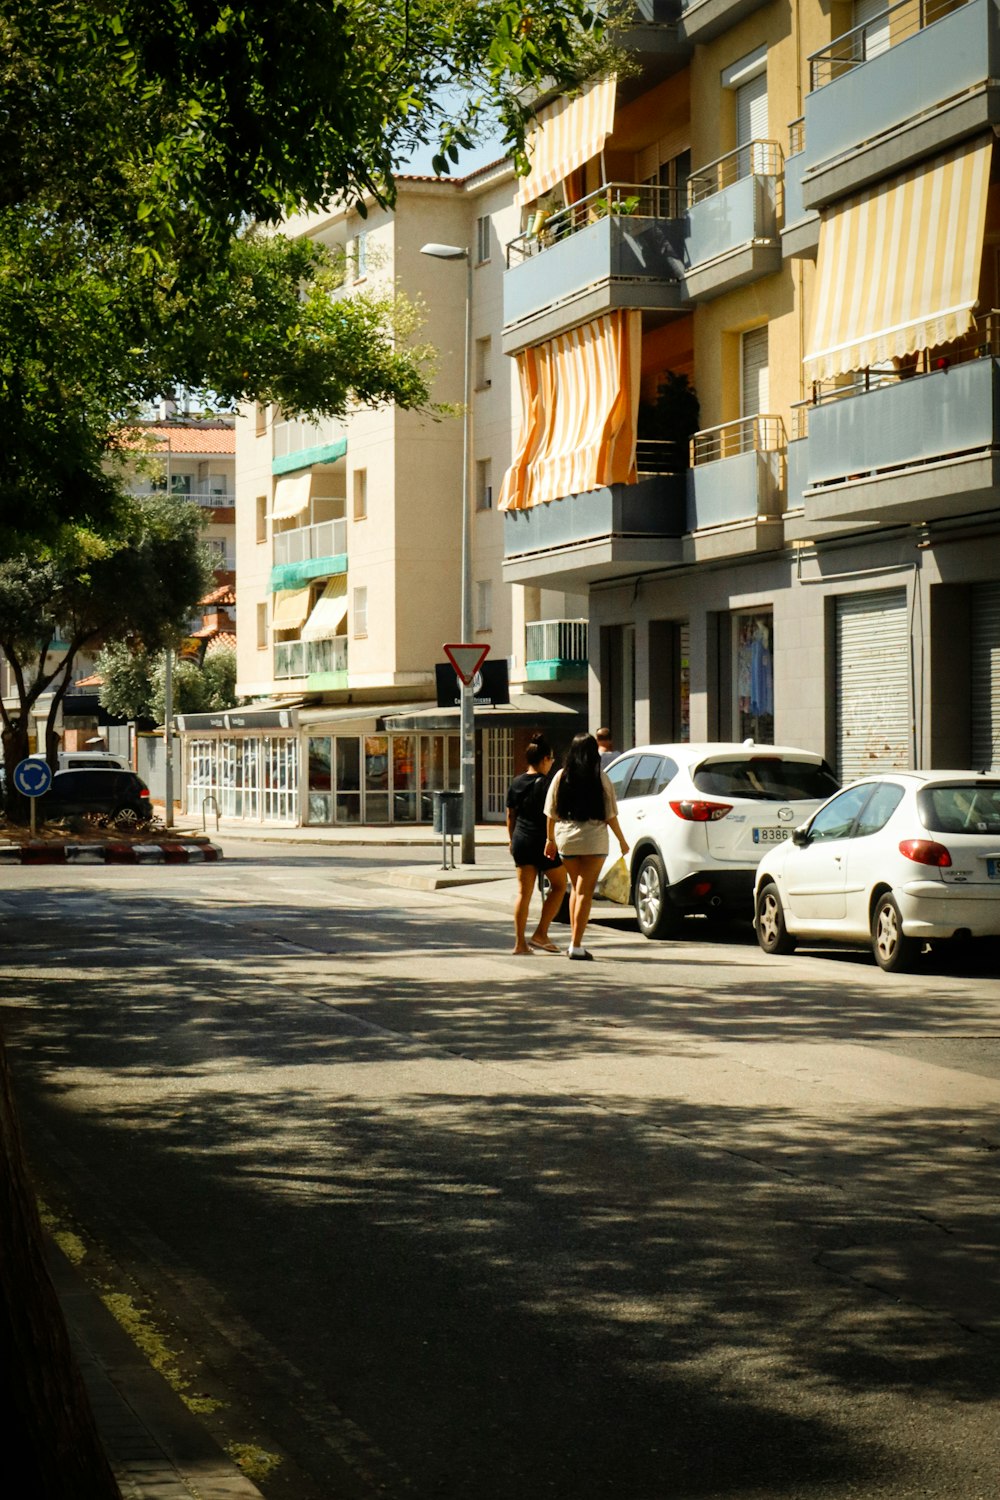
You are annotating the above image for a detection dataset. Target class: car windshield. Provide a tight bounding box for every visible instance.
[692,756,840,802]
[919,782,1000,834]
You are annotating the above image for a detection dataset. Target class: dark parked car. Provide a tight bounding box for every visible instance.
[38,769,153,827]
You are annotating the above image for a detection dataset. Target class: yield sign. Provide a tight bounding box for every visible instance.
[444,643,489,686]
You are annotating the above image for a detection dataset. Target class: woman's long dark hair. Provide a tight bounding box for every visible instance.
[555,733,606,821]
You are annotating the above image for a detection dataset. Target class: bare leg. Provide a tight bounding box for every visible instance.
[531,865,567,948]
[512,865,536,953]
[565,854,604,950]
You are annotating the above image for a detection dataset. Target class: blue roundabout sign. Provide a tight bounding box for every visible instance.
[13,758,53,797]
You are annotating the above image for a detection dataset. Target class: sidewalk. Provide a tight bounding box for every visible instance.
[51,1243,265,1500]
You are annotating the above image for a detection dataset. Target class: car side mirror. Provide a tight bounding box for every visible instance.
[792,827,811,847]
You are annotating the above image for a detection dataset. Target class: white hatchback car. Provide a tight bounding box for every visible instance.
[754,771,1000,971]
[599,743,840,939]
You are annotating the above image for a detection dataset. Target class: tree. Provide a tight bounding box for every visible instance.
[97,644,240,722]
[0,494,211,781]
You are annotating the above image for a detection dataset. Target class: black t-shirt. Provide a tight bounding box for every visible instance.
[506,770,552,841]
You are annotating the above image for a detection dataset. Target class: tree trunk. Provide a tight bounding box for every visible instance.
[0,1032,121,1497]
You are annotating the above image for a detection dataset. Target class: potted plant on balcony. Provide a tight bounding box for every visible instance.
[637,371,700,471]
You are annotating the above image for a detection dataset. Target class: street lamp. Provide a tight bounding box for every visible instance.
[420,241,476,864]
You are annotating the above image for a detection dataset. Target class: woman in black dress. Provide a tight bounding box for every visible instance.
[505,733,568,955]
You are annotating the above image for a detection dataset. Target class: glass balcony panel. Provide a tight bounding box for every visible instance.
[273,518,347,567]
[687,416,786,529]
[273,640,306,679]
[804,0,990,175]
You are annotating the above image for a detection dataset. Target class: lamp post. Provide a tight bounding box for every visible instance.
[420,241,476,864]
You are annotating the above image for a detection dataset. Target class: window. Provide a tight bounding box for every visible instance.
[349,232,368,280]
[733,609,773,743]
[256,494,268,544]
[475,336,492,390]
[476,214,491,264]
[353,586,368,637]
[604,756,638,798]
[741,328,769,418]
[475,458,493,511]
[807,783,874,841]
[255,402,267,436]
[854,781,905,837]
[722,45,768,178]
[475,580,492,632]
[621,755,677,800]
[353,467,367,520]
[205,537,228,568]
[256,601,268,650]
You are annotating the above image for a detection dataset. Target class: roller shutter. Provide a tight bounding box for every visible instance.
[971,583,1000,770]
[836,589,910,780]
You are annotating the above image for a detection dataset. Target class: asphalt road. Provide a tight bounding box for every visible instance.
[3,842,1000,1500]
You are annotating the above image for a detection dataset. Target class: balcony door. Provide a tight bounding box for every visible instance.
[736,69,768,177]
[741,327,769,421]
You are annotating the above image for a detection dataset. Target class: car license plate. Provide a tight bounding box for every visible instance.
[988,859,1000,880]
[753,827,789,845]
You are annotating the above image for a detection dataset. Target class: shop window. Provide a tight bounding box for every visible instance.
[734,610,774,744]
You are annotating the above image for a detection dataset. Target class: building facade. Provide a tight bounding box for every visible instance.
[184,168,588,828]
[500,0,1000,779]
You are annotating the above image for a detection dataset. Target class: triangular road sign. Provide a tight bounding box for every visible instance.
[444,642,490,685]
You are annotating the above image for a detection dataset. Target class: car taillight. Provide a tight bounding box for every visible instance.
[140,788,150,798]
[669,800,732,822]
[899,839,951,867]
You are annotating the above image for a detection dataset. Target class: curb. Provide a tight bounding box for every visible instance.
[0,842,223,865]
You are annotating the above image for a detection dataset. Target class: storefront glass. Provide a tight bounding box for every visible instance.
[734,611,774,744]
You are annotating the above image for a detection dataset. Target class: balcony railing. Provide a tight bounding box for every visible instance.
[636,439,686,475]
[525,619,589,666]
[691,415,785,466]
[273,518,346,566]
[687,141,783,205]
[806,309,1000,409]
[274,636,348,680]
[809,0,961,90]
[129,483,233,508]
[507,182,684,266]
[272,415,343,460]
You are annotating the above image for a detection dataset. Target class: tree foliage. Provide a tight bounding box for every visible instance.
[0,494,211,774]
[97,642,240,721]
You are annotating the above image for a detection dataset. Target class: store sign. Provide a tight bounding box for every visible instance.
[435,658,510,708]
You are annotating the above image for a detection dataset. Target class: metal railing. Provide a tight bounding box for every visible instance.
[690,414,786,466]
[809,0,964,89]
[273,636,348,680]
[128,483,233,507]
[506,181,685,266]
[636,438,686,474]
[687,140,783,205]
[273,518,347,566]
[805,309,1000,408]
[525,619,589,665]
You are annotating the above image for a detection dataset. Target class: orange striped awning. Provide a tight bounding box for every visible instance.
[517,78,617,206]
[498,311,641,511]
[805,138,992,381]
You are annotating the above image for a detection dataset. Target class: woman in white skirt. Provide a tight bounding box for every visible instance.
[544,732,629,961]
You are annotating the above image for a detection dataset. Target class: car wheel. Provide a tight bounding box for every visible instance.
[871,892,918,972]
[755,881,796,955]
[112,806,140,827]
[634,853,680,940]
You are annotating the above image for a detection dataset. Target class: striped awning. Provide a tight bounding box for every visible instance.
[301,576,348,640]
[517,78,617,206]
[805,138,992,382]
[498,310,641,511]
[270,586,312,630]
[272,472,312,520]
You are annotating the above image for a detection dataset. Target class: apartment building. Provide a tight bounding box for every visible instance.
[180,168,587,828]
[500,0,1000,779]
[126,415,236,583]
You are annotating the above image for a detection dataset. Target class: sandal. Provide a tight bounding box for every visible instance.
[530,939,559,953]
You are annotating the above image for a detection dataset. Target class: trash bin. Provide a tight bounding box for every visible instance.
[432,789,463,834]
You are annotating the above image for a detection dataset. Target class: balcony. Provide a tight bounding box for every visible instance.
[801,0,1000,209]
[525,619,589,681]
[683,142,783,301]
[128,482,234,509]
[781,121,819,258]
[270,518,347,592]
[503,463,686,590]
[274,636,348,687]
[679,0,771,44]
[272,415,347,476]
[503,184,687,353]
[800,340,1000,527]
[684,416,786,559]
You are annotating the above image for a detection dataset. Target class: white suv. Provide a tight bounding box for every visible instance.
[600,743,840,939]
